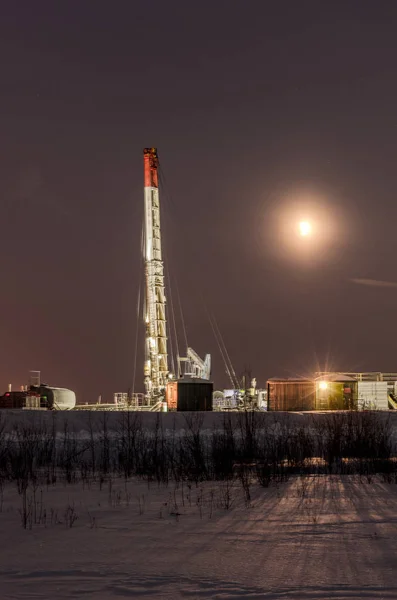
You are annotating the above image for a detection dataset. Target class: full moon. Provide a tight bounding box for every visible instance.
[299,221,312,237]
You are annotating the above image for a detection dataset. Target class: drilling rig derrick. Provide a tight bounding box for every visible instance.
[143,148,168,402]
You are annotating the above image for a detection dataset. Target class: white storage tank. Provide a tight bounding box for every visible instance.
[38,386,76,410]
[357,381,388,410]
[50,387,76,410]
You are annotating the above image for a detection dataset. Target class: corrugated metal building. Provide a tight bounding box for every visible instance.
[268,374,358,411]
[267,378,316,411]
[357,381,388,410]
[315,374,357,410]
[316,372,397,410]
[268,371,397,411]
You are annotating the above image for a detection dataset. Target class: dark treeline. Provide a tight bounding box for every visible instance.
[0,410,395,489]
[1,410,396,528]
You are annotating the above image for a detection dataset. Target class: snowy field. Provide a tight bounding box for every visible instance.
[1,475,397,599]
[1,410,397,598]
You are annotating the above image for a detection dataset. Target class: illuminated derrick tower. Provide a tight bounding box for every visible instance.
[143,148,169,400]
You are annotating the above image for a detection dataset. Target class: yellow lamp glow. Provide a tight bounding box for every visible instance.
[299,221,312,236]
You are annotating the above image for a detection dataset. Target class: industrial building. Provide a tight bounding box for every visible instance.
[267,372,397,411]
[267,378,316,411]
[0,384,76,410]
[166,378,213,411]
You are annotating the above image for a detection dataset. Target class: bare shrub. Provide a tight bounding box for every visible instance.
[87,511,97,528]
[64,503,78,528]
[218,479,235,510]
[137,494,146,515]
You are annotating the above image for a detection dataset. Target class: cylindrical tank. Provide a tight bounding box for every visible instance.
[38,386,76,410]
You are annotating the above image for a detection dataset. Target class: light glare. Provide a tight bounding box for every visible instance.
[319,381,328,390]
[299,221,312,237]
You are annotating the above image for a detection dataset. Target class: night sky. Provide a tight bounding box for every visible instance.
[2,1,397,401]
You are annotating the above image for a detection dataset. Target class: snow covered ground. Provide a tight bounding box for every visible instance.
[1,475,397,599]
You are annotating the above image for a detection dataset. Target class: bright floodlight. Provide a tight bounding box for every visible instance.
[319,381,328,390]
[299,221,312,236]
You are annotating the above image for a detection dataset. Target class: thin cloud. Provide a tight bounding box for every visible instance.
[351,278,397,289]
